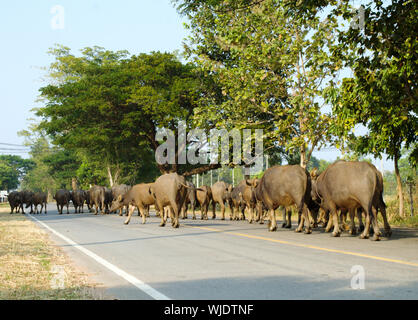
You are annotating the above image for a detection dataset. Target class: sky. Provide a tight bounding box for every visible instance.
[0,0,393,172]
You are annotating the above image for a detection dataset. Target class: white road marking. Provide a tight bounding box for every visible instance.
[28,214,170,300]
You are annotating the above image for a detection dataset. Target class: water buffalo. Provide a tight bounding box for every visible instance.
[181,181,197,219]
[242,178,260,224]
[230,184,246,221]
[255,165,312,233]
[196,185,213,220]
[311,160,388,240]
[8,191,22,214]
[54,189,71,214]
[71,190,86,213]
[20,191,35,214]
[111,184,131,216]
[89,185,106,215]
[211,181,233,220]
[28,192,47,214]
[149,173,188,228]
[104,187,113,214]
[110,183,155,225]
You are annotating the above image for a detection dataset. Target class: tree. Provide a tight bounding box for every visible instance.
[37,46,220,181]
[175,0,350,168]
[329,0,417,217]
[0,155,34,191]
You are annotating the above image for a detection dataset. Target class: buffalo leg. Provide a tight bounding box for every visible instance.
[268,208,277,232]
[124,205,137,225]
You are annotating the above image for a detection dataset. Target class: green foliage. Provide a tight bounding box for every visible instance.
[330,0,417,162]
[176,0,352,167]
[37,46,211,178]
[0,155,34,191]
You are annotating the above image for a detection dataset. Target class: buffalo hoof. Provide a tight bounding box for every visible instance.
[349,229,357,236]
[304,229,312,234]
[384,229,392,238]
[372,234,380,241]
[285,224,292,229]
[281,222,287,228]
[159,222,166,227]
[359,233,369,239]
[259,221,264,225]
[221,218,225,221]
[212,216,216,220]
[269,225,277,232]
[124,221,129,225]
[294,228,302,233]
[332,231,340,237]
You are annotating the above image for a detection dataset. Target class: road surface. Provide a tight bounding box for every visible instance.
[26,204,418,300]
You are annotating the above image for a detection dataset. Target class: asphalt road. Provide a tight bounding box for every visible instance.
[26,203,418,300]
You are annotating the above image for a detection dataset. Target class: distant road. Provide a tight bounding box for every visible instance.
[28,204,418,300]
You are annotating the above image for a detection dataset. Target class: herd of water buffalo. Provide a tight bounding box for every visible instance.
[7,160,392,241]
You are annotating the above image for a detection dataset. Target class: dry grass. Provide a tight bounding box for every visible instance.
[0,206,108,300]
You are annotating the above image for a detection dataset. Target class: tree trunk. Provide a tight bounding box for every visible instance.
[408,183,414,217]
[107,166,114,187]
[394,154,404,217]
[71,178,78,192]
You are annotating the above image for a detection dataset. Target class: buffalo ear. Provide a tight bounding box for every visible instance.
[117,195,123,202]
[245,179,252,186]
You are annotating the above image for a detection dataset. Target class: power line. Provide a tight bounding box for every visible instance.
[0,142,30,148]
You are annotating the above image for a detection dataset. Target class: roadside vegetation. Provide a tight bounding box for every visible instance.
[0,207,106,299]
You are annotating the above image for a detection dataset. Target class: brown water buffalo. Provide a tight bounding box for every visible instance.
[8,191,22,214]
[242,178,260,224]
[211,181,233,220]
[230,184,246,221]
[89,185,106,215]
[315,162,391,239]
[111,184,131,216]
[181,181,197,219]
[311,160,387,240]
[71,190,86,213]
[20,190,35,214]
[110,183,155,225]
[255,165,312,233]
[28,192,47,214]
[196,185,213,220]
[149,173,188,228]
[54,189,71,214]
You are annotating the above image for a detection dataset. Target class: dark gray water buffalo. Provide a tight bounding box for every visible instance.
[149,173,188,228]
[110,183,155,225]
[104,187,113,214]
[211,181,233,220]
[181,181,197,219]
[71,190,86,213]
[20,190,35,214]
[111,184,131,216]
[54,189,71,214]
[196,185,213,220]
[28,192,47,214]
[89,185,106,215]
[255,165,312,233]
[311,160,388,240]
[8,191,22,214]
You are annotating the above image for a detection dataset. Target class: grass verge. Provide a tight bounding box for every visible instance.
[0,206,107,300]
